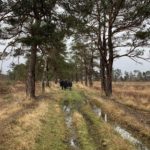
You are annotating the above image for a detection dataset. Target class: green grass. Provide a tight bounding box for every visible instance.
[34,101,69,150]
[81,105,135,150]
[61,90,86,110]
[73,111,96,150]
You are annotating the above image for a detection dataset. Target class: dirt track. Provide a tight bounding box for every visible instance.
[112,99,150,127]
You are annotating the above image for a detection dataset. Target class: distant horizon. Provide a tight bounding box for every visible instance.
[0,55,150,75]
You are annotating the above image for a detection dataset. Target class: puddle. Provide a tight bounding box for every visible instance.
[63,105,71,113]
[115,126,149,150]
[65,115,72,128]
[93,105,102,117]
[92,105,149,150]
[63,105,79,150]
[70,138,78,149]
[104,114,107,122]
[92,105,107,122]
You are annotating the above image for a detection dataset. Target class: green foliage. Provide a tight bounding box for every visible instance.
[113,69,122,81]
[8,64,27,81]
[19,36,44,46]
[7,18,19,26]
[13,48,24,57]
[136,31,150,40]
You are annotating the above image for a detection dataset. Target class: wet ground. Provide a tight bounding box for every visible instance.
[63,105,80,150]
[92,105,149,150]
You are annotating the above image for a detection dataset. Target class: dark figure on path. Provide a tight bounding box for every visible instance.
[63,80,68,90]
[59,80,64,90]
[59,80,73,90]
[67,81,72,90]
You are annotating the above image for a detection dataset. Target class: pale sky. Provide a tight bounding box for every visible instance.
[0,40,150,74]
[114,57,150,72]
[0,50,150,74]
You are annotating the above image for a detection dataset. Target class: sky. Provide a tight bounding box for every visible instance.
[0,38,150,74]
[0,49,150,75]
[113,57,150,72]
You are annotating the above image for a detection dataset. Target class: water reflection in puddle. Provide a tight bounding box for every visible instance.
[63,105,79,150]
[115,126,149,150]
[92,105,107,122]
[92,105,149,150]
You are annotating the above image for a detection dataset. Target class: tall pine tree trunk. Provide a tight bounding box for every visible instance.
[105,62,113,96]
[88,56,93,87]
[26,45,37,98]
[42,55,49,93]
[85,67,88,86]
[45,62,49,87]
[100,56,106,93]
[42,55,46,93]
[104,21,113,97]
[84,62,88,86]
[75,65,79,83]
[88,73,93,87]
[80,59,84,84]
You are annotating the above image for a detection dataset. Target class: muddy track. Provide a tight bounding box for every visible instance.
[112,99,150,127]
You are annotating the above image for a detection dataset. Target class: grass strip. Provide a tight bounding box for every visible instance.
[61,90,86,110]
[34,101,69,150]
[73,111,97,150]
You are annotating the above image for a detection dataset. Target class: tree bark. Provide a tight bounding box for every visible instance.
[105,62,113,96]
[45,62,49,87]
[80,58,84,84]
[88,55,94,87]
[42,55,46,93]
[88,73,93,87]
[104,18,113,97]
[26,45,37,98]
[85,70,88,86]
[100,56,106,92]
[75,71,79,82]
[84,60,88,86]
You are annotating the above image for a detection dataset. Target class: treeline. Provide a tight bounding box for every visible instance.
[113,69,150,81]
[7,57,75,83]
[7,63,150,82]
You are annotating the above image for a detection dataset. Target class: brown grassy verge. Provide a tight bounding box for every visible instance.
[0,81,50,150]
[93,81,150,112]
